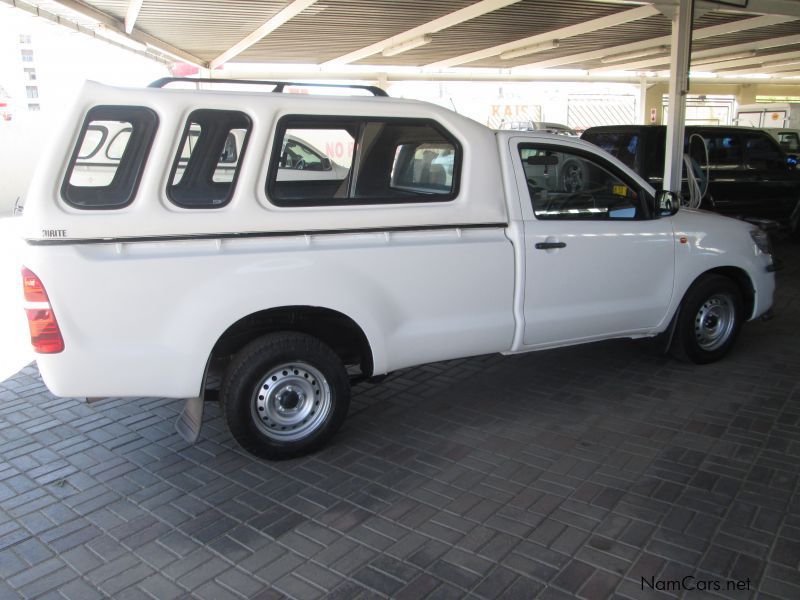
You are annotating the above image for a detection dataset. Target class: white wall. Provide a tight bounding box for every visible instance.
[388,80,640,130]
[0,4,169,215]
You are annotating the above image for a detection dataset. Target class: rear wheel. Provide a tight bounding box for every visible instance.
[221,332,350,459]
[671,274,743,364]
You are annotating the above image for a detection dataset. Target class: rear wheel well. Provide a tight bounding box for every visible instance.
[211,307,373,378]
[696,267,755,319]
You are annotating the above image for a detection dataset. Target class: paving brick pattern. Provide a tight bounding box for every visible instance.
[1,240,799,599]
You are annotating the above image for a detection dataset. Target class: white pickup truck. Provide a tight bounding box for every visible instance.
[21,79,776,459]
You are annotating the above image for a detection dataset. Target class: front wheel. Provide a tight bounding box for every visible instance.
[671,274,743,364]
[221,332,350,459]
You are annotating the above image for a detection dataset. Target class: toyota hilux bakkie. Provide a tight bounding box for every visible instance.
[21,79,776,459]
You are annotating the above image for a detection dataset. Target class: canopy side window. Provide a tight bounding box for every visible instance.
[267,116,461,207]
[167,109,252,209]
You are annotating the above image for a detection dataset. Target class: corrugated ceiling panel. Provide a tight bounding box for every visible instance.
[466,12,674,69]
[85,0,128,19]
[238,0,476,64]
[482,12,745,70]
[96,0,295,60]
[26,0,800,74]
[576,18,800,71]
[350,0,624,66]
[693,20,800,50]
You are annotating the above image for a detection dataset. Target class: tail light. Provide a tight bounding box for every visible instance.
[21,267,64,353]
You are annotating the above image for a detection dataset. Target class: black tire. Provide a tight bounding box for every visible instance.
[221,332,350,459]
[670,274,743,364]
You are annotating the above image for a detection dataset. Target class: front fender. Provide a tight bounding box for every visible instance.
[670,209,775,321]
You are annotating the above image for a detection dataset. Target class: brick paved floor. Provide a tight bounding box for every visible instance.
[1,241,799,600]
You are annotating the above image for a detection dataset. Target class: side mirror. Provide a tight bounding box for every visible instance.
[321,157,332,170]
[654,190,679,217]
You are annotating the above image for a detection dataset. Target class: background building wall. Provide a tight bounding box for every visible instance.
[0,5,168,215]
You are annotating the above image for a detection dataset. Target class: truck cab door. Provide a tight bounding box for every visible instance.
[510,138,676,348]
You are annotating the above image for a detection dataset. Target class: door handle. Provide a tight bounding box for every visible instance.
[535,242,566,250]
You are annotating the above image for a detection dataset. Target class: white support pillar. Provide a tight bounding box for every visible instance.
[663,0,694,192]
[639,76,648,124]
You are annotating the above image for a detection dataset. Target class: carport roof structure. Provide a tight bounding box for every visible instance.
[7,0,800,80]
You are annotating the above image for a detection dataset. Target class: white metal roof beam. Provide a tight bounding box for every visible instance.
[124,0,143,34]
[425,4,660,68]
[514,13,790,71]
[50,0,206,66]
[324,0,521,66]
[722,58,800,75]
[218,63,800,84]
[695,48,800,70]
[698,0,800,19]
[209,0,318,69]
[589,34,800,74]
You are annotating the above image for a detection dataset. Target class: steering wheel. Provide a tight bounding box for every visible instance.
[295,158,306,170]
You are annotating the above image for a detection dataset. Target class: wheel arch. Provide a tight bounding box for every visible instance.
[687,266,755,319]
[210,305,375,378]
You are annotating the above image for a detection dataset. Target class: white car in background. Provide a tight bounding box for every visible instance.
[278,135,350,182]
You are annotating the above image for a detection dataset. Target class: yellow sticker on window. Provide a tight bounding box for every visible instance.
[612,184,628,196]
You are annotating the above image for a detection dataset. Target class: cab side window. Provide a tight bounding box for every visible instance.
[744,133,786,170]
[777,131,800,153]
[703,134,742,169]
[519,146,642,220]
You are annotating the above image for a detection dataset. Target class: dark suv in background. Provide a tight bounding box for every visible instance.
[581,125,800,234]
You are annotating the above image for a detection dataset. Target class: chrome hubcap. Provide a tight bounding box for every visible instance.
[694,293,735,351]
[252,362,331,441]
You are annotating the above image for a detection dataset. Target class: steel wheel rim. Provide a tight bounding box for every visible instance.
[251,362,331,441]
[694,293,736,351]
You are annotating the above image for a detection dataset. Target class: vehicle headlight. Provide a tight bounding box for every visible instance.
[749,228,772,255]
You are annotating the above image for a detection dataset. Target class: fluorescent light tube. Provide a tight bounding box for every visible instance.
[500,40,559,60]
[382,35,433,57]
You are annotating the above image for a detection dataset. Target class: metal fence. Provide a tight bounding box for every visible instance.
[567,94,637,131]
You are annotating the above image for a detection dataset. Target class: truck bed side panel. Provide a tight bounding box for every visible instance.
[28,227,516,398]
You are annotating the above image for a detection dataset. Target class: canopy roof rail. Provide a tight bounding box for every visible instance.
[148,77,389,96]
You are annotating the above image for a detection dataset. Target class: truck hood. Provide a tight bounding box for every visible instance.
[671,206,755,238]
